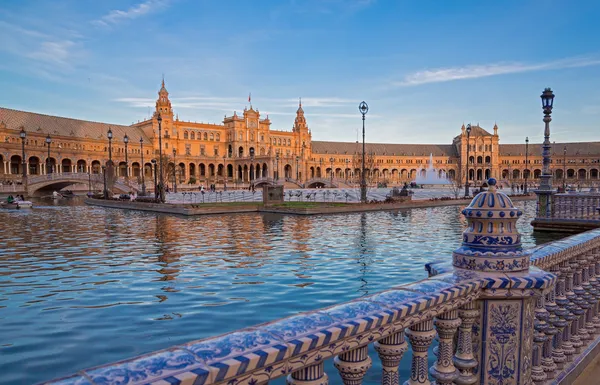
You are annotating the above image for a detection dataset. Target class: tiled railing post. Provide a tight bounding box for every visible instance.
[532,294,548,384]
[430,310,461,385]
[374,331,408,385]
[453,302,479,385]
[574,256,591,344]
[560,261,576,362]
[404,320,436,385]
[550,264,568,369]
[334,345,372,385]
[541,288,558,378]
[287,362,329,385]
[567,258,584,354]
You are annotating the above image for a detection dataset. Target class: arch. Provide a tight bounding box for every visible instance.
[131,162,141,177]
[76,159,87,173]
[477,156,483,164]
[216,133,220,141]
[310,166,315,178]
[567,169,575,178]
[316,166,322,178]
[0,154,4,175]
[28,156,40,175]
[238,165,243,181]
[144,162,153,179]
[284,164,292,179]
[249,147,255,159]
[217,163,224,177]
[533,169,542,179]
[262,163,268,178]
[46,157,57,173]
[91,160,101,174]
[228,144,233,157]
[189,163,196,178]
[485,156,491,164]
[476,169,483,181]
[469,156,474,165]
[238,146,244,157]
[61,158,73,173]
[447,169,456,180]
[523,169,530,179]
[184,131,189,139]
[210,133,214,141]
[203,132,208,140]
[591,169,599,179]
[118,161,128,177]
[227,164,233,178]
[484,169,490,179]
[199,163,206,177]
[502,169,509,179]
[190,132,195,140]
[243,164,249,182]
[512,169,521,179]
[555,169,564,180]
[578,168,587,180]
[208,163,215,177]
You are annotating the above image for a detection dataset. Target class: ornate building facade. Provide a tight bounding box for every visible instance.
[1,81,600,192]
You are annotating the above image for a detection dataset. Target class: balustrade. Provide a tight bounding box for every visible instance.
[552,193,600,221]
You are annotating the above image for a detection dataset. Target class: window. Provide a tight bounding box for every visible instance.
[261,135,264,142]
[191,132,195,140]
[204,133,208,140]
[214,147,219,156]
[216,133,220,141]
[165,143,169,149]
[200,145,205,156]
[210,133,214,141]
[184,131,189,139]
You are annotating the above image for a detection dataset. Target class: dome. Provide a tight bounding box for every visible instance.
[452,178,531,272]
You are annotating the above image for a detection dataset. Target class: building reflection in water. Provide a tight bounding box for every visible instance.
[355,212,374,296]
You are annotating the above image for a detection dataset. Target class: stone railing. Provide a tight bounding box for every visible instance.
[552,193,600,220]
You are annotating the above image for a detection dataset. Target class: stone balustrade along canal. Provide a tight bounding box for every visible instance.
[42,178,600,385]
[533,191,600,232]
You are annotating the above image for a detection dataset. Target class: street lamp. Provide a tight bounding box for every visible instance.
[45,134,52,174]
[140,137,146,195]
[330,157,334,187]
[157,113,164,202]
[539,88,555,191]
[151,159,158,200]
[345,159,349,182]
[275,153,279,182]
[123,134,129,178]
[464,124,472,197]
[107,127,113,164]
[296,155,299,180]
[524,136,529,194]
[19,127,26,181]
[173,148,177,193]
[359,101,368,203]
[223,154,227,191]
[563,146,567,190]
[102,165,107,199]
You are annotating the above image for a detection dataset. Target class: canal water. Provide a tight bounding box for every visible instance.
[0,199,562,384]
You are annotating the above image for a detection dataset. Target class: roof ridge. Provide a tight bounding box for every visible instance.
[0,106,132,128]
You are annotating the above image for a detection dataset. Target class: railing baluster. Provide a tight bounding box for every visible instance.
[334,345,372,385]
[561,261,576,362]
[287,362,328,385]
[593,248,600,332]
[574,255,592,344]
[533,294,548,384]
[375,331,408,385]
[542,288,558,378]
[404,319,436,385]
[453,302,479,385]
[582,251,597,338]
[568,258,584,354]
[430,310,461,385]
[551,264,568,369]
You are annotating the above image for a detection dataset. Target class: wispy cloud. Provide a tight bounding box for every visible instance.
[93,0,171,27]
[395,56,600,86]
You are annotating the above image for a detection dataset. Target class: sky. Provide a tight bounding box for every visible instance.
[1,0,600,145]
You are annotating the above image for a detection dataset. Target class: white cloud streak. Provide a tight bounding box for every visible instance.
[396,57,600,86]
[93,0,171,27]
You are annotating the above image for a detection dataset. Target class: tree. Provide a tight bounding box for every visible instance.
[448,167,464,199]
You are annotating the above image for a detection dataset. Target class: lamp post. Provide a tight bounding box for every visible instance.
[173,148,177,193]
[140,137,146,196]
[345,159,349,182]
[359,101,368,203]
[107,128,113,164]
[157,113,164,203]
[124,134,129,178]
[45,134,52,174]
[539,88,555,191]
[330,157,334,187]
[563,146,567,190]
[19,128,26,181]
[151,159,158,200]
[464,123,472,197]
[223,154,227,191]
[102,165,107,199]
[524,136,529,194]
[296,155,299,180]
[275,153,279,182]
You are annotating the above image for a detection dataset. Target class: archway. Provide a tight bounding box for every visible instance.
[476,169,483,181]
[262,163,268,178]
[28,156,40,175]
[284,164,292,179]
[200,163,206,177]
[591,169,599,179]
[208,164,215,178]
[91,160,101,174]
[238,146,244,157]
[533,169,542,179]
[555,169,564,180]
[118,161,127,177]
[189,163,196,178]
[512,169,521,179]
[132,162,141,177]
[10,155,22,174]
[77,159,87,173]
[567,169,575,179]
[62,158,72,173]
[578,169,587,180]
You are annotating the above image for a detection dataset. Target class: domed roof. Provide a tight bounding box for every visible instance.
[452,178,531,272]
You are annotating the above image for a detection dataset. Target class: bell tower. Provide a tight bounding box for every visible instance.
[155,77,173,121]
[293,98,308,133]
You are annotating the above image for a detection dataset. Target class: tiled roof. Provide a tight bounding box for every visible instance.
[311,141,458,157]
[0,107,150,144]
[452,125,493,141]
[500,142,600,156]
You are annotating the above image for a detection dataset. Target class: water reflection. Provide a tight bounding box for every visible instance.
[0,199,564,385]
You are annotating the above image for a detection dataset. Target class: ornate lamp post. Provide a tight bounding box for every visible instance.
[223,154,227,190]
[140,137,146,195]
[157,113,164,203]
[330,157,334,187]
[524,136,529,194]
[151,159,158,200]
[345,159,349,182]
[275,153,280,182]
[45,134,52,174]
[107,128,113,164]
[172,148,177,193]
[359,101,368,203]
[464,123,472,197]
[296,155,300,180]
[535,87,556,219]
[124,134,129,178]
[563,146,567,190]
[19,128,26,181]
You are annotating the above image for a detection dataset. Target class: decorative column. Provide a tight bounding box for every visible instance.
[532,294,548,384]
[454,302,479,385]
[452,178,556,385]
[534,88,556,219]
[374,331,408,385]
[287,362,328,385]
[334,345,372,385]
[403,320,436,385]
[550,264,567,369]
[430,310,461,385]
[567,258,584,354]
[560,261,576,362]
[573,255,591,344]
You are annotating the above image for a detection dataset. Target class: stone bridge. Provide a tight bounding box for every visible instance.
[305,177,338,188]
[27,172,139,196]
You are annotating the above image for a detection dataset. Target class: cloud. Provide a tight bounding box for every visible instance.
[93,0,171,27]
[395,56,600,86]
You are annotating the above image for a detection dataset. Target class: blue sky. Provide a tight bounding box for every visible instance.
[1,0,600,144]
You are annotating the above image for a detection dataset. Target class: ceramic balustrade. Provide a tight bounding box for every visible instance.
[552,193,600,220]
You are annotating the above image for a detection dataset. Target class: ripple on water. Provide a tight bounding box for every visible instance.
[0,199,563,385]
